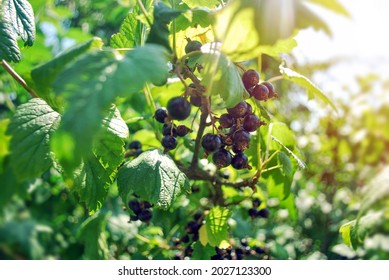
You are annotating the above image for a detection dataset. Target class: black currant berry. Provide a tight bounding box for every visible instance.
[232,130,251,151]
[227,101,249,118]
[211,254,223,260]
[219,113,234,129]
[248,208,259,218]
[258,208,270,218]
[242,69,260,91]
[194,212,203,221]
[255,247,265,254]
[212,148,232,169]
[231,152,249,169]
[167,96,192,121]
[128,199,141,214]
[252,198,262,208]
[154,108,168,123]
[181,235,190,243]
[243,114,262,132]
[189,94,202,107]
[176,125,191,137]
[130,215,139,221]
[186,221,200,234]
[138,209,152,222]
[128,140,142,150]
[185,40,202,54]
[162,124,177,136]
[201,133,222,152]
[162,135,177,150]
[261,82,277,98]
[141,201,153,209]
[252,84,269,101]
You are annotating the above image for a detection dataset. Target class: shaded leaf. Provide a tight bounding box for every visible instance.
[280,65,337,111]
[6,98,61,181]
[191,242,216,260]
[52,44,168,172]
[78,212,110,260]
[117,149,191,210]
[146,2,182,51]
[73,107,128,213]
[30,38,103,109]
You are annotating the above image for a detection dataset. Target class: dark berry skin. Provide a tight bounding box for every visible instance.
[167,96,191,121]
[232,130,251,151]
[258,208,270,218]
[176,125,191,137]
[128,140,142,150]
[181,234,190,243]
[128,199,142,215]
[243,114,262,132]
[201,133,222,152]
[185,40,202,54]
[252,84,269,101]
[138,209,152,222]
[186,221,200,234]
[190,94,202,107]
[248,208,259,218]
[218,113,234,129]
[242,69,260,91]
[231,152,248,169]
[162,124,177,136]
[162,135,177,150]
[227,101,249,118]
[212,148,232,169]
[261,82,278,98]
[252,198,262,208]
[154,108,168,123]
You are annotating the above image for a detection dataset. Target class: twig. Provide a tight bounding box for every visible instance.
[137,0,152,27]
[1,59,38,98]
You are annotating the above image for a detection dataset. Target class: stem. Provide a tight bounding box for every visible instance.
[1,59,38,98]
[137,0,152,27]
[171,0,177,60]
[190,96,209,169]
[267,75,283,83]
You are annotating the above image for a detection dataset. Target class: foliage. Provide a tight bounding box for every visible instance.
[1,0,387,261]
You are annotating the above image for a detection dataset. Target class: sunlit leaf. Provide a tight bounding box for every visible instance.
[305,0,350,17]
[280,65,337,112]
[205,206,230,247]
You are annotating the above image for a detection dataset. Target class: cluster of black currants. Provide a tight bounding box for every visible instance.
[124,140,143,158]
[210,239,265,260]
[248,198,269,219]
[173,212,203,260]
[242,69,278,101]
[154,97,192,152]
[201,100,265,170]
[127,197,153,223]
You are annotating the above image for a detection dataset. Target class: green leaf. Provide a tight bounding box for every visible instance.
[110,5,144,48]
[0,22,21,62]
[259,36,298,59]
[212,0,261,61]
[30,38,103,109]
[77,212,110,260]
[182,0,220,9]
[2,0,36,46]
[0,161,30,206]
[175,8,213,32]
[52,44,168,171]
[280,65,337,112]
[146,2,182,51]
[278,151,293,176]
[117,149,190,210]
[0,119,11,172]
[305,0,350,17]
[205,206,230,247]
[272,136,306,169]
[191,242,215,260]
[295,1,331,36]
[6,98,61,181]
[199,46,249,108]
[73,107,128,213]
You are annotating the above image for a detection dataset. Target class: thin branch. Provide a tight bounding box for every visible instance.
[1,59,38,98]
[137,0,152,27]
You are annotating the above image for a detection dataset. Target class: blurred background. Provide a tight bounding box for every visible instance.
[1,0,388,259]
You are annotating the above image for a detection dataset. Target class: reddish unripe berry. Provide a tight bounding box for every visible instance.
[227,101,249,118]
[242,69,260,91]
[252,84,269,101]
